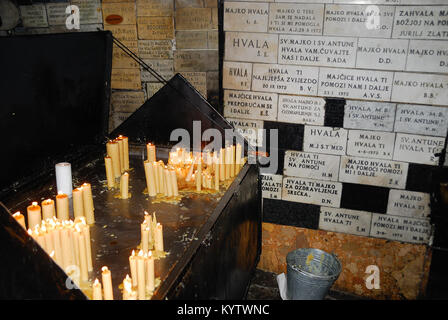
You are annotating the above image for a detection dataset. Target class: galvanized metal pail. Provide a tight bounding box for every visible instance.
[286,248,342,300]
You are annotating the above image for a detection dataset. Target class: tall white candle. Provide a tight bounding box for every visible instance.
[101,266,114,300]
[137,250,146,300]
[55,162,73,198]
[155,223,164,252]
[56,193,70,221]
[81,183,95,225]
[27,202,42,229]
[146,251,155,292]
[129,250,138,287]
[72,188,84,218]
[92,278,102,300]
[41,199,55,220]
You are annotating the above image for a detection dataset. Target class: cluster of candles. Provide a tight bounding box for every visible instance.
[14,182,95,231]
[104,136,131,199]
[143,143,246,196]
[26,216,93,285]
[91,212,164,300]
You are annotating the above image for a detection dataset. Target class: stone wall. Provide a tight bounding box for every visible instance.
[222,0,448,299]
[4,0,219,132]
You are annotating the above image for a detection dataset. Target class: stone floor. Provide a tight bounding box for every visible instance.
[246,269,366,300]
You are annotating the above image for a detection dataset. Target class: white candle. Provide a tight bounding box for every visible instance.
[101,266,114,300]
[56,192,70,221]
[129,250,138,287]
[116,137,125,174]
[60,226,71,270]
[153,162,160,193]
[123,274,137,300]
[147,143,156,163]
[219,148,225,181]
[106,140,121,179]
[170,169,179,196]
[72,188,84,218]
[146,251,155,292]
[104,156,115,189]
[164,167,173,197]
[120,173,129,199]
[82,224,93,272]
[52,223,63,267]
[27,202,41,229]
[41,199,55,220]
[137,250,146,300]
[77,229,88,282]
[55,162,73,198]
[155,223,164,252]
[81,183,95,225]
[144,160,157,197]
[92,278,102,300]
[142,225,149,254]
[12,212,26,229]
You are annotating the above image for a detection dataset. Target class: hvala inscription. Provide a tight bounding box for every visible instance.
[261,174,283,200]
[284,150,340,181]
[318,67,393,101]
[393,133,445,166]
[392,72,448,106]
[278,35,357,68]
[282,176,342,208]
[356,38,408,71]
[407,40,448,73]
[277,95,325,125]
[343,100,396,131]
[324,4,395,38]
[370,213,431,244]
[223,61,252,91]
[227,117,264,147]
[387,189,431,219]
[319,207,372,237]
[303,126,348,156]
[339,156,409,189]
[223,89,278,121]
[347,129,396,160]
[225,32,279,64]
[394,104,448,137]
[224,1,269,32]
[252,63,319,95]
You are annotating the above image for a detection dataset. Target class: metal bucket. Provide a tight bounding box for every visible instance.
[286,248,342,300]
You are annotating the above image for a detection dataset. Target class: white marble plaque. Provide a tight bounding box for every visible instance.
[347,130,395,160]
[20,4,48,28]
[393,133,445,166]
[46,2,70,26]
[141,59,173,82]
[339,156,409,189]
[277,95,325,125]
[278,35,357,68]
[284,150,340,181]
[387,190,431,219]
[370,213,431,244]
[392,72,448,106]
[343,100,396,132]
[319,68,393,101]
[319,207,372,237]
[268,3,324,35]
[406,40,448,73]
[324,4,394,38]
[227,117,264,147]
[252,63,319,95]
[394,104,448,137]
[225,32,278,64]
[224,1,269,32]
[356,38,408,71]
[303,126,348,156]
[392,6,448,40]
[261,174,283,200]
[282,177,342,208]
[223,61,253,91]
[223,90,278,121]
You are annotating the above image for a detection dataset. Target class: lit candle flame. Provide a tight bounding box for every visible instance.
[148,251,152,257]
[32,202,38,206]
[94,278,100,286]
[13,211,21,217]
[138,250,144,257]
[102,266,109,273]
[131,250,135,256]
